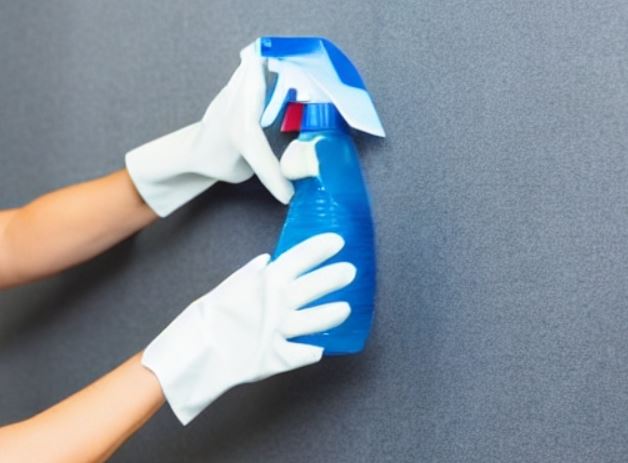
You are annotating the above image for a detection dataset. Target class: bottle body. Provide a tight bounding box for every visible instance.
[272,129,376,355]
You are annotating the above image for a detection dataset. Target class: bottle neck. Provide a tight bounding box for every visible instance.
[281,102,349,134]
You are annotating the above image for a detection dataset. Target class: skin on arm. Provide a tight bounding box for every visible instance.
[0,170,162,460]
[0,169,158,289]
[0,353,165,463]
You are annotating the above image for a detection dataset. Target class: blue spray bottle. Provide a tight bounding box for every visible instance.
[258,37,385,355]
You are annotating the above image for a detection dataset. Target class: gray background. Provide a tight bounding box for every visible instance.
[1,1,628,461]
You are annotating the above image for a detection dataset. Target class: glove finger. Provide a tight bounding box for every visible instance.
[239,126,294,204]
[286,262,356,310]
[281,302,351,339]
[204,61,245,120]
[239,42,266,112]
[279,339,324,370]
[225,253,270,282]
[210,253,270,298]
[239,41,260,65]
[272,233,345,279]
[236,45,295,204]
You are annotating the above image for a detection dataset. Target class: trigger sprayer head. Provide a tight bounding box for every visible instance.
[256,36,385,137]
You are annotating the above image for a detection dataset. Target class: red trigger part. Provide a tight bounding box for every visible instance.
[281,103,304,132]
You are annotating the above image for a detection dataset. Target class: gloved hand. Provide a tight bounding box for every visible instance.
[125,43,293,217]
[142,233,355,425]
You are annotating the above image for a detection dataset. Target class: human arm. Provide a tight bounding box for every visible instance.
[0,353,164,463]
[0,42,292,290]
[0,233,354,460]
[0,169,158,289]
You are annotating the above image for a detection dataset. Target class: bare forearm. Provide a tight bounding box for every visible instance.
[0,353,165,463]
[0,169,158,288]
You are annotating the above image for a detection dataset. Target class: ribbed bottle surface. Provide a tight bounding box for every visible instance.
[272,115,376,355]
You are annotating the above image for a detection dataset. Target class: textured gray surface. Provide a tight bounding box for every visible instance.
[1,0,628,461]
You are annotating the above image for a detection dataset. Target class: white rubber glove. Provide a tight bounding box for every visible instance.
[142,233,355,425]
[125,43,293,217]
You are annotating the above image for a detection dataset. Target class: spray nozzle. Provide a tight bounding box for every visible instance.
[256,36,385,137]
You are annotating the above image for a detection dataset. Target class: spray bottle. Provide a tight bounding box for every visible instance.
[258,37,385,355]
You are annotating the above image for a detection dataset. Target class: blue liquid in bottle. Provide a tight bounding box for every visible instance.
[272,104,376,355]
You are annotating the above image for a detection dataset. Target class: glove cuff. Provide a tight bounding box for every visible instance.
[141,304,227,425]
[126,123,217,217]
